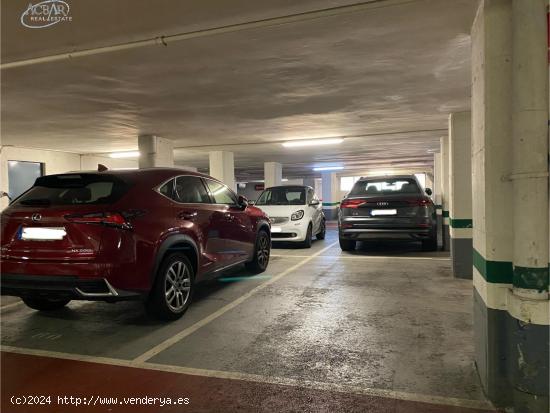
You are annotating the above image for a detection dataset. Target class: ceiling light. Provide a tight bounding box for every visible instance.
[109,151,140,159]
[282,178,289,182]
[313,166,345,172]
[282,138,344,148]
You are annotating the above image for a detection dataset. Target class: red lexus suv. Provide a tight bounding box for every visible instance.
[0,168,271,320]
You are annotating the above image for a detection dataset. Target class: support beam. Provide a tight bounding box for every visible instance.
[264,162,282,188]
[209,151,235,192]
[471,1,549,411]
[433,152,443,249]
[440,136,450,251]
[321,172,339,220]
[138,135,174,168]
[449,112,472,279]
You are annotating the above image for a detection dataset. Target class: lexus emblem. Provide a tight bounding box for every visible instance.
[31,213,42,222]
[377,202,389,207]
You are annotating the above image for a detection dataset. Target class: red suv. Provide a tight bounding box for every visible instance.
[0,168,271,320]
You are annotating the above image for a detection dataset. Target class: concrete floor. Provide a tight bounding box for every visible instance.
[1,229,496,412]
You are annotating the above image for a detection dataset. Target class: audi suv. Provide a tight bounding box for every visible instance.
[0,168,271,320]
[338,175,437,251]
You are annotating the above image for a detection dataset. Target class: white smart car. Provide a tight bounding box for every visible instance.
[253,185,325,248]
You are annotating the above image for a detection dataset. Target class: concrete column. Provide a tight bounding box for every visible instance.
[321,172,339,220]
[264,162,282,188]
[509,1,549,411]
[209,151,235,192]
[471,1,549,411]
[433,152,443,249]
[440,136,450,251]
[449,112,473,279]
[138,135,174,168]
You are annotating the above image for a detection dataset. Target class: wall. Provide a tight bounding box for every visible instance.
[0,147,139,210]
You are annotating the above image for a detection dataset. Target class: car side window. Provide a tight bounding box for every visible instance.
[205,180,237,205]
[173,176,210,204]
[159,179,174,199]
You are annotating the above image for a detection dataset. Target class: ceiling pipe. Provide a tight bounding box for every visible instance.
[2,0,415,70]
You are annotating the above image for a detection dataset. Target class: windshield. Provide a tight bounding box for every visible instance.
[14,174,131,206]
[256,187,306,206]
[349,178,420,196]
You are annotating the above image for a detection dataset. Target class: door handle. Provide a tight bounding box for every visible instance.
[178,211,198,220]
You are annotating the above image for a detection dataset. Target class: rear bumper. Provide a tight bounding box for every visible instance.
[339,228,434,240]
[0,274,144,301]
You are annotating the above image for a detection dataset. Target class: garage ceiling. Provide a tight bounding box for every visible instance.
[1,0,477,179]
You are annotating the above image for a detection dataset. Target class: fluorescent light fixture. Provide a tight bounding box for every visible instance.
[109,151,140,159]
[282,138,344,148]
[313,166,345,172]
[282,178,289,182]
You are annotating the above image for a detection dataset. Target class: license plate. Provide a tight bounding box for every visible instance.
[371,209,397,216]
[20,227,67,241]
[271,226,282,233]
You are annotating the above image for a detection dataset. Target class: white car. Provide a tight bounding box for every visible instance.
[253,185,325,248]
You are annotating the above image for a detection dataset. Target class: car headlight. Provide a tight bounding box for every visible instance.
[291,210,304,221]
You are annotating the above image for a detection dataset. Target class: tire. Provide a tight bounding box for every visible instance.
[301,224,313,248]
[339,237,356,251]
[22,297,70,311]
[422,236,438,252]
[246,230,271,273]
[316,219,326,240]
[146,253,194,321]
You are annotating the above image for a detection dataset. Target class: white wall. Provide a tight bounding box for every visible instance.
[0,147,139,210]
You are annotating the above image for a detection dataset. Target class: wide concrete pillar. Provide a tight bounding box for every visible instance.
[321,172,339,220]
[138,135,174,168]
[264,162,282,188]
[471,1,549,411]
[209,151,235,192]
[449,112,473,279]
[440,136,450,251]
[433,152,443,249]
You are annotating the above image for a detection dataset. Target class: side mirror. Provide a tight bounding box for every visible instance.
[425,188,432,196]
[248,200,255,205]
[237,195,248,209]
[0,191,12,201]
[309,199,320,206]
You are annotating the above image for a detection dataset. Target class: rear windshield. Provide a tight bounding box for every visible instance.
[14,174,131,206]
[349,178,420,196]
[256,187,306,206]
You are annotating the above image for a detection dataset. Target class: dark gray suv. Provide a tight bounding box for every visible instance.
[338,175,437,251]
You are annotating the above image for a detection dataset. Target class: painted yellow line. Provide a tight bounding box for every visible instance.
[133,241,339,363]
[0,345,494,411]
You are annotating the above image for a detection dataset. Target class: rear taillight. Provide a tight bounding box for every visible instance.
[406,198,432,207]
[340,199,365,209]
[65,212,131,229]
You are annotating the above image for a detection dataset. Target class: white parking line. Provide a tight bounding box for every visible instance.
[0,300,23,311]
[133,241,339,363]
[271,254,450,261]
[0,345,494,411]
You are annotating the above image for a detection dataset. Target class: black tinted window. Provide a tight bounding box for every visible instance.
[15,174,131,206]
[159,179,174,198]
[205,180,236,205]
[174,176,210,203]
[350,178,420,196]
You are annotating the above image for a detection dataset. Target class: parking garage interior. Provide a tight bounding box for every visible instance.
[1,1,549,412]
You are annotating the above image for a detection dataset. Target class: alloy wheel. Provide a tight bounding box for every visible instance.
[257,234,270,268]
[165,260,191,312]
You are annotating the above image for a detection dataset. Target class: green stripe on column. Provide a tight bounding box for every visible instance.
[473,249,513,284]
[450,218,473,228]
[473,250,550,289]
[442,210,449,218]
[322,202,340,207]
[513,266,549,292]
